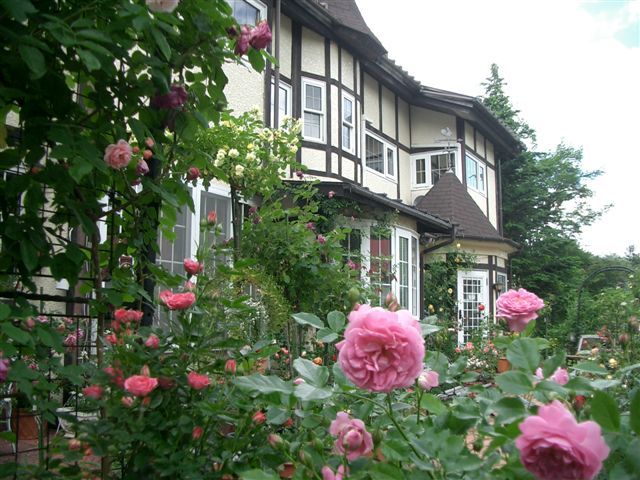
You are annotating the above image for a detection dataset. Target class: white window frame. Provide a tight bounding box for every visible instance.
[457,270,490,345]
[364,129,397,181]
[411,145,462,189]
[465,152,486,195]
[270,79,292,128]
[394,227,420,317]
[341,92,355,154]
[301,77,326,143]
[227,0,267,25]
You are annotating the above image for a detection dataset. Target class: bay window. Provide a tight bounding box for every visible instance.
[413,150,457,187]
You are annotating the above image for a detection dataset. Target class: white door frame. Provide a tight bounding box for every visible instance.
[457,270,489,345]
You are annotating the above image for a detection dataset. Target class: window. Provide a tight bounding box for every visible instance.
[341,229,362,277]
[365,132,396,179]
[413,150,456,187]
[228,0,266,25]
[395,229,420,316]
[270,80,292,127]
[369,229,393,306]
[302,78,325,142]
[341,93,355,154]
[465,153,486,193]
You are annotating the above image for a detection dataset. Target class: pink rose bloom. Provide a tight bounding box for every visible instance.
[159,290,196,310]
[187,371,210,390]
[317,235,326,244]
[225,359,236,374]
[121,396,134,407]
[114,308,143,324]
[328,190,335,198]
[252,410,266,424]
[146,0,179,12]
[417,370,439,391]
[136,160,149,176]
[104,140,132,170]
[207,211,217,224]
[249,20,272,50]
[183,259,203,276]
[105,333,118,345]
[496,288,545,332]
[0,358,9,382]
[329,411,373,461]
[82,385,103,400]
[124,375,159,397]
[151,84,188,109]
[516,400,609,480]
[145,334,160,349]
[535,367,570,386]
[336,305,425,392]
[322,465,347,480]
[234,25,251,56]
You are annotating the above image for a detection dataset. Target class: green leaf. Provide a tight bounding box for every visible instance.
[327,310,345,331]
[0,304,10,320]
[294,382,332,402]
[77,49,101,71]
[572,361,608,376]
[266,406,289,425]
[492,397,526,424]
[234,374,293,395]
[19,237,39,270]
[2,0,37,21]
[590,390,620,431]
[292,312,324,329]
[506,338,540,372]
[369,462,406,480]
[151,27,171,61]
[631,389,640,436]
[19,45,46,79]
[239,469,279,480]
[542,351,566,377]
[381,438,412,462]
[68,159,94,182]
[421,323,441,336]
[317,328,338,343]
[1,323,31,345]
[420,393,447,415]
[293,357,329,387]
[495,371,533,395]
[247,48,265,72]
[332,362,350,387]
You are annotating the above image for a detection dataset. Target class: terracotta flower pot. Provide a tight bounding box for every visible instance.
[497,357,511,373]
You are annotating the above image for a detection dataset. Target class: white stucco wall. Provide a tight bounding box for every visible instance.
[486,141,495,166]
[279,16,292,78]
[302,147,326,172]
[398,150,412,205]
[410,107,456,146]
[476,131,486,158]
[487,167,498,228]
[465,121,474,147]
[341,50,354,90]
[381,86,396,139]
[342,158,355,181]
[468,188,488,216]
[330,42,339,81]
[398,98,410,147]
[362,170,397,199]
[363,73,379,130]
[301,27,324,76]
[223,63,263,115]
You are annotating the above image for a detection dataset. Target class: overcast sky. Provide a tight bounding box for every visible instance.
[356,0,640,257]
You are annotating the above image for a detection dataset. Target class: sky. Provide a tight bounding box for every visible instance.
[356,0,640,257]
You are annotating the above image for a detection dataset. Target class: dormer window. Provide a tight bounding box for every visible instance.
[228,0,266,25]
[412,150,457,187]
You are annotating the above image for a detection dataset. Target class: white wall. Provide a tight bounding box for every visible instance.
[410,107,456,146]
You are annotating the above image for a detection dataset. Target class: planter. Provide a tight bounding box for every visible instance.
[55,407,99,438]
[11,408,40,440]
[497,357,511,373]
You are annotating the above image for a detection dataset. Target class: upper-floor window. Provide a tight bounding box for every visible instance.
[270,80,292,127]
[302,78,326,142]
[465,153,486,193]
[365,132,396,180]
[228,0,266,25]
[341,93,355,154]
[413,150,456,187]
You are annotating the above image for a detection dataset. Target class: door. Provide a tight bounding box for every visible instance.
[457,270,489,345]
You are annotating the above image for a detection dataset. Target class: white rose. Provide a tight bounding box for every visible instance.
[234,165,245,177]
[228,148,239,158]
[246,152,256,162]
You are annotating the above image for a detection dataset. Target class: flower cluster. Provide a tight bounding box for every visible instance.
[231,20,272,56]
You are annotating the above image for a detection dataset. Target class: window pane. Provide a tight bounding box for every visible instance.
[415,158,426,184]
[466,155,478,189]
[303,112,321,139]
[342,124,352,150]
[387,147,395,176]
[199,191,232,274]
[398,236,409,309]
[431,152,453,184]
[478,165,485,191]
[343,97,353,124]
[411,237,418,316]
[366,135,384,173]
[370,230,392,306]
[279,85,288,117]
[305,84,322,111]
[230,0,260,25]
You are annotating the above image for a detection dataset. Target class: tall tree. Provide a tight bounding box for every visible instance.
[481,64,604,330]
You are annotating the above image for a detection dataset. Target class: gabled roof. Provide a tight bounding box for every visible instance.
[414,172,515,245]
